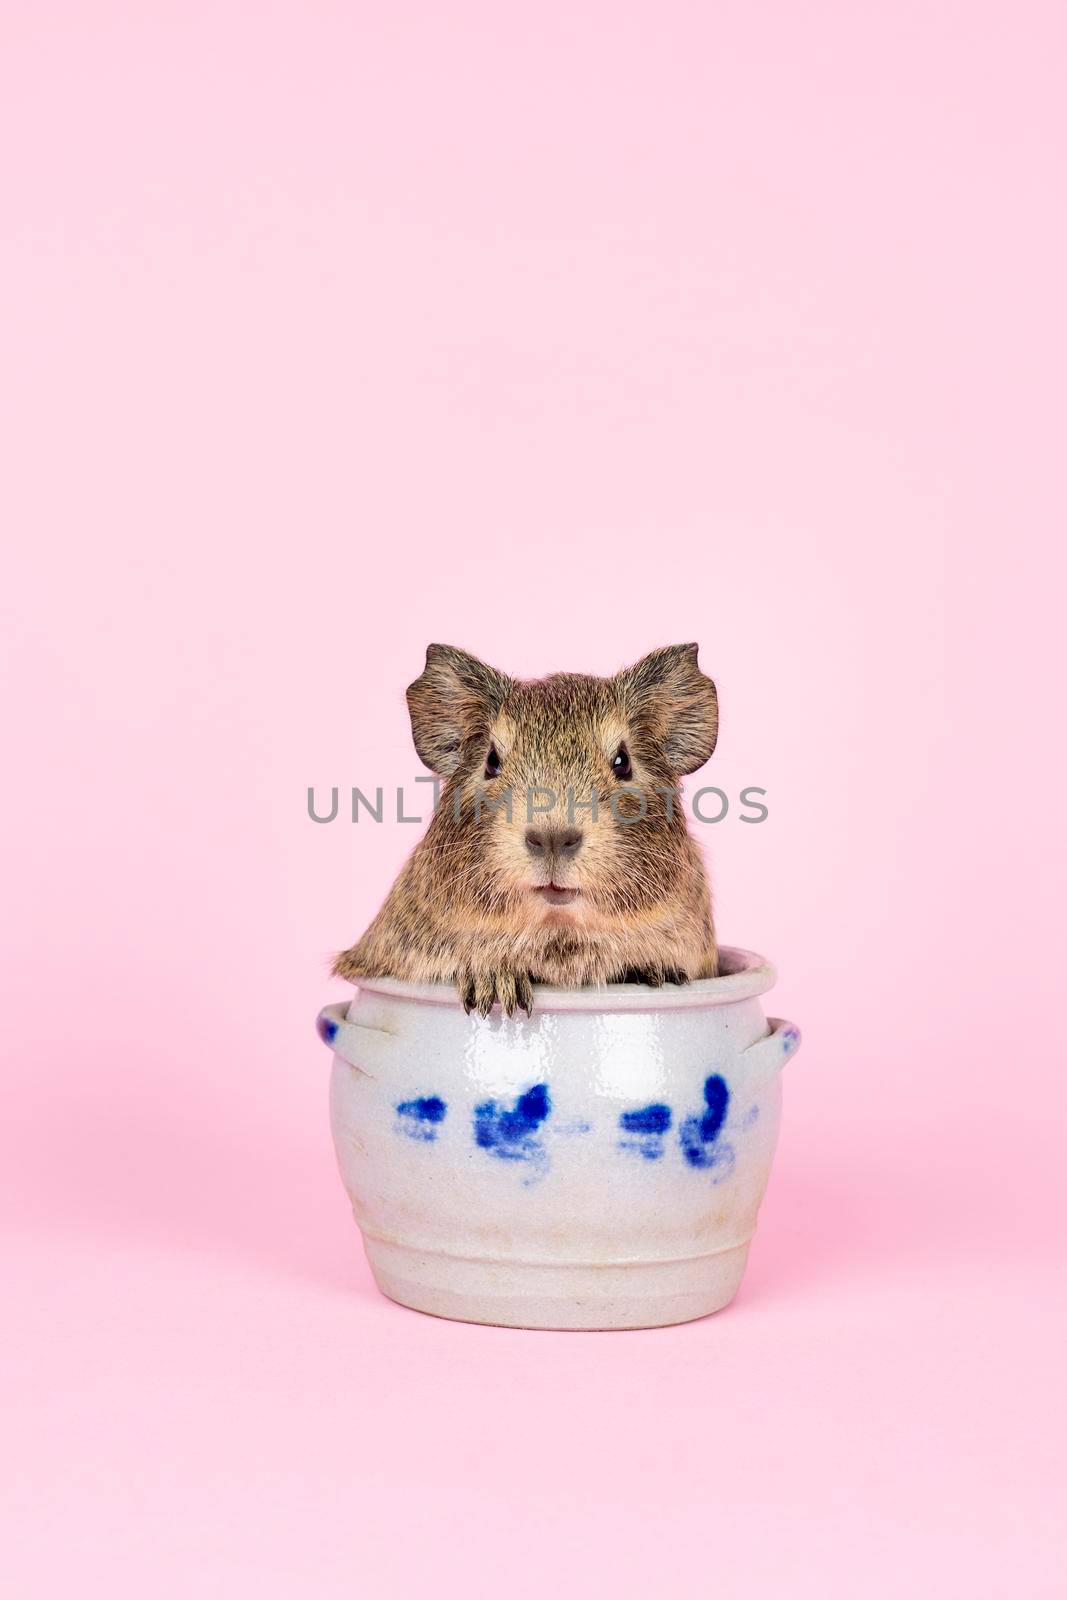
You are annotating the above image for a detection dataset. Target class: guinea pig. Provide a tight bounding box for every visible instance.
[332,643,720,1015]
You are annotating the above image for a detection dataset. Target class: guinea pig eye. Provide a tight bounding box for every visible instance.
[611,744,633,781]
[484,745,502,779]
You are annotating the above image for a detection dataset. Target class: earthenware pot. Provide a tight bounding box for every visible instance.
[318,946,800,1330]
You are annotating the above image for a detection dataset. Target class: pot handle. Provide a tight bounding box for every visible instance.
[316,1003,393,1077]
[741,1017,801,1087]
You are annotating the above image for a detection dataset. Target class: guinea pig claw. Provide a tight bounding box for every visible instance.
[474,972,498,1017]
[515,972,534,1016]
[500,970,533,1017]
[493,971,516,1017]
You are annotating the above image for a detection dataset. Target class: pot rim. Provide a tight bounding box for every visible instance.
[346,944,776,1012]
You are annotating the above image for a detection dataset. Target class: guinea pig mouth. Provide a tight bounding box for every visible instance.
[531,885,580,907]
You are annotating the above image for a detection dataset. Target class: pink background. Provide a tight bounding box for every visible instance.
[3,3,1064,1594]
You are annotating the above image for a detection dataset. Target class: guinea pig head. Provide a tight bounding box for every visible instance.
[406,643,718,932]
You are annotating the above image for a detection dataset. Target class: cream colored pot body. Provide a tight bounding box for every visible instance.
[319,947,800,1330]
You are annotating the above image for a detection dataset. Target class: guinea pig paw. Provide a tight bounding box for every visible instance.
[619,964,691,988]
[620,963,666,987]
[459,966,534,1018]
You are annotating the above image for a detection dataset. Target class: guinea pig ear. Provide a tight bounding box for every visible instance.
[616,643,719,775]
[406,645,513,776]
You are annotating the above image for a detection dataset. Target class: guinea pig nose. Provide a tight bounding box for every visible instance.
[525,827,583,858]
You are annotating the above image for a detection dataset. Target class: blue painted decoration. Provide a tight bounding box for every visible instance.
[395,1095,448,1142]
[618,1102,672,1161]
[679,1074,735,1179]
[474,1083,552,1178]
[619,1104,672,1135]
[317,1013,339,1046]
[381,1072,760,1170]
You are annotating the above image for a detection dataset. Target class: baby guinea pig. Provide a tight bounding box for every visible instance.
[332,643,720,1016]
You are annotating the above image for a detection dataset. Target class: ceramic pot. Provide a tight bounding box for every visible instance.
[318,946,800,1330]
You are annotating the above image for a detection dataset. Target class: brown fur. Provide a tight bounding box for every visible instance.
[332,643,720,1015]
